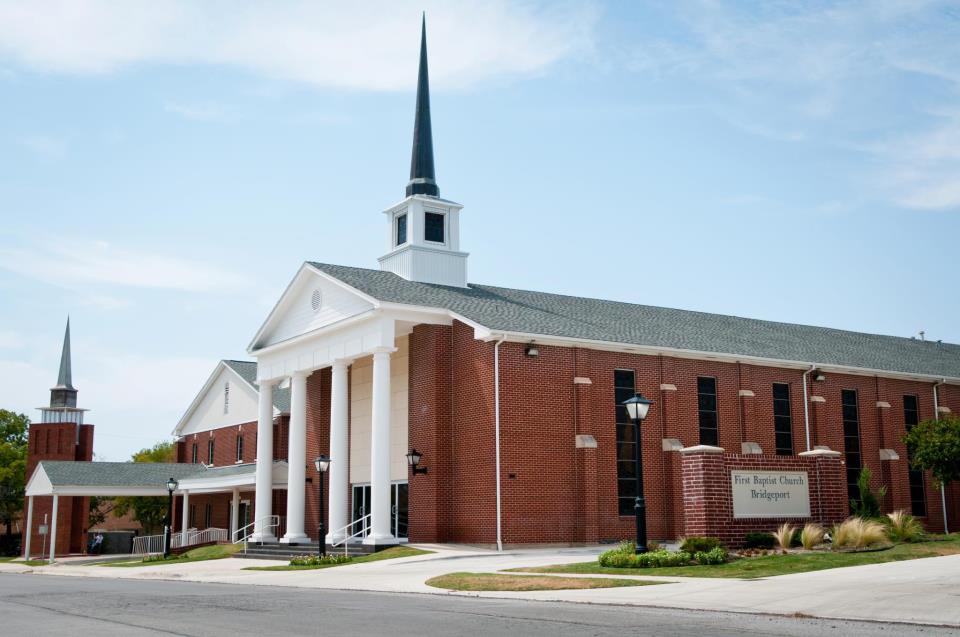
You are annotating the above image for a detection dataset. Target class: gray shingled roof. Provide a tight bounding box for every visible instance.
[223,360,290,412]
[310,262,960,380]
[38,461,207,488]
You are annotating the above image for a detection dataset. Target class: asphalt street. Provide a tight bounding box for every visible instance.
[0,573,953,636]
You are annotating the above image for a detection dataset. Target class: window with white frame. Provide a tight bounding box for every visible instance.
[224,381,230,414]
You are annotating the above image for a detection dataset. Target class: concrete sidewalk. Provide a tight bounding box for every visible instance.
[2,546,958,628]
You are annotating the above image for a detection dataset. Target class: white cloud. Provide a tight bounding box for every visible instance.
[0,1,596,91]
[0,239,249,293]
[0,330,25,348]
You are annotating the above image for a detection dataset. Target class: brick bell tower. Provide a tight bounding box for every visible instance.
[23,318,94,557]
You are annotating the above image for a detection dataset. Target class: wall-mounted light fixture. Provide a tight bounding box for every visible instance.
[524,342,539,357]
[814,370,826,382]
[406,448,429,475]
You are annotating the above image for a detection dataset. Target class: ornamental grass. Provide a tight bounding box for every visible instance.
[885,510,925,543]
[831,517,887,549]
[773,523,795,552]
[800,523,826,550]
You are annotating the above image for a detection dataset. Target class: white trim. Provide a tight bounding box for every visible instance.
[173,361,280,436]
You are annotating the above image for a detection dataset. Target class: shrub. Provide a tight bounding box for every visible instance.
[831,518,888,549]
[599,548,695,569]
[680,536,721,553]
[800,523,825,550]
[694,546,729,565]
[289,554,353,567]
[885,510,925,543]
[850,467,887,519]
[744,532,775,549]
[773,523,795,551]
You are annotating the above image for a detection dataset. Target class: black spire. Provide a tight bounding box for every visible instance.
[50,317,78,408]
[406,13,439,198]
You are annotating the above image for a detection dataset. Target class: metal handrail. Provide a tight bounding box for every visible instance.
[330,514,371,557]
[232,515,280,544]
[132,527,229,556]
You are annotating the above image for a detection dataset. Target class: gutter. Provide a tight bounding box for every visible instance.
[493,335,506,552]
[802,366,815,451]
[933,380,950,534]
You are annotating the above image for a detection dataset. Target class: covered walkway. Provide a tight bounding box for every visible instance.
[23,460,288,561]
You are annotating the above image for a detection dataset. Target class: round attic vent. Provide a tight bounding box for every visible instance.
[310,289,322,312]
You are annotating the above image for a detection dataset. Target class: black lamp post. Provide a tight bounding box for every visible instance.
[314,455,330,557]
[164,477,178,558]
[622,393,653,554]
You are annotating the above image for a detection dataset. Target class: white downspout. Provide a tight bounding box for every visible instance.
[494,335,506,552]
[802,366,815,451]
[933,380,949,534]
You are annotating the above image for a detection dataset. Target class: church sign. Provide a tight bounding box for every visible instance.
[731,470,811,519]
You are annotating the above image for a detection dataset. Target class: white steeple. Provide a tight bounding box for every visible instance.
[378,15,469,288]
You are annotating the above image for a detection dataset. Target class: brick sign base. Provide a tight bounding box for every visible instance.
[681,448,847,547]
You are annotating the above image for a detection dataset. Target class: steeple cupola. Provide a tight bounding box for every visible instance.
[41,317,87,424]
[379,15,469,288]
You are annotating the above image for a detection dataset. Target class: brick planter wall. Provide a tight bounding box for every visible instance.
[681,448,847,547]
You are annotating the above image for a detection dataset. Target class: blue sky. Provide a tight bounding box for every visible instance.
[1,1,958,460]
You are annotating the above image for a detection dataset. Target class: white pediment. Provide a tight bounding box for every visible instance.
[250,264,376,352]
[175,362,262,436]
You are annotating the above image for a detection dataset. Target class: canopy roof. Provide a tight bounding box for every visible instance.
[25,460,288,497]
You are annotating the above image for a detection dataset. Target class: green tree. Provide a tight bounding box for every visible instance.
[904,415,960,488]
[0,410,29,552]
[112,441,176,534]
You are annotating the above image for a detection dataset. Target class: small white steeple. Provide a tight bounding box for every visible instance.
[378,14,469,288]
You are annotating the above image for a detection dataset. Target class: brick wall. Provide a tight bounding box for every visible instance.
[23,421,94,557]
[681,450,847,546]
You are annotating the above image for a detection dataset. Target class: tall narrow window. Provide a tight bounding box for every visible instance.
[204,504,213,529]
[236,434,244,463]
[189,504,196,528]
[424,211,444,243]
[207,438,215,465]
[191,442,198,464]
[224,381,230,414]
[773,383,793,455]
[396,213,407,246]
[841,389,862,512]
[904,395,927,516]
[614,369,637,516]
[697,377,719,446]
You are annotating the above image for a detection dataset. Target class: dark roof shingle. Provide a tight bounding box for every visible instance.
[310,262,960,379]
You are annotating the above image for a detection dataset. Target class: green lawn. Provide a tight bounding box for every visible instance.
[510,534,960,580]
[245,546,432,571]
[0,556,17,563]
[426,572,664,592]
[102,543,241,567]
[22,559,50,566]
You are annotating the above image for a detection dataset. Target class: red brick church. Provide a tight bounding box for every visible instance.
[25,18,960,557]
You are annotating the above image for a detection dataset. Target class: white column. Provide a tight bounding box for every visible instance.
[23,496,33,559]
[230,488,240,540]
[364,349,398,546]
[251,379,276,542]
[281,371,310,544]
[327,360,350,543]
[180,491,190,544]
[49,494,59,563]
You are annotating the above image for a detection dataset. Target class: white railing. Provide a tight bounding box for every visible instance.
[131,527,229,556]
[173,527,227,549]
[232,515,282,544]
[330,514,371,557]
[131,533,165,556]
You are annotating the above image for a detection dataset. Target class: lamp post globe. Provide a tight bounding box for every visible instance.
[163,478,179,558]
[314,455,330,557]
[622,393,653,554]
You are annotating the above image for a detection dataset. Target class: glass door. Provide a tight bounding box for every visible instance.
[352,482,409,540]
[392,483,409,539]
[351,485,371,539]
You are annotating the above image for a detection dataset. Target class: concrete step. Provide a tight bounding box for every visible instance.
[234,542,377,560]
